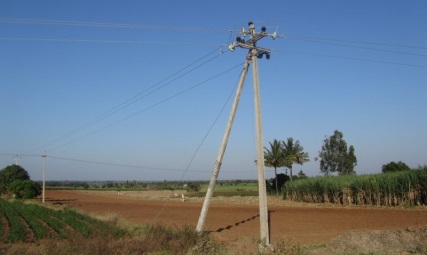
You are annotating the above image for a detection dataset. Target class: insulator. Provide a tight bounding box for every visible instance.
[261,26,266,32]
[266,54,270,60]
[236,37,242,42]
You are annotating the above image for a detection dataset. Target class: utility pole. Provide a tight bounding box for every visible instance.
[13,155,21,165]
[196,21,276,250]
[42,151,46,203]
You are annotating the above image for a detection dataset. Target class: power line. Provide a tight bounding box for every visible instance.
[48,155,200,173]
[275,49,427,68]
[49,62,244,151]
[0,153,253,174]
[0,37,224,46]
[32,47,227,152]
[177,62,247,181]
[286,37,427,57]
[0,18,235,33]
[286,35,427,51]
[154,62,246,221]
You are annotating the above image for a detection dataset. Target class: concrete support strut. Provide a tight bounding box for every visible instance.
[196,58,251,234]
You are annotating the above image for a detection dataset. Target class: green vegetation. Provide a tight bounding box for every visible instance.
[0,165,30,193]
[318,130,357,176]
[284,166,427,206]
[264,139,286,196]
[282,137,310,181]
[187,181,259,197]
[382,161,411,173]
[0,199,115,242]
[263,138,309,196]
[0,199,222,255]
[9,180,41,199]
[0,165,41,199]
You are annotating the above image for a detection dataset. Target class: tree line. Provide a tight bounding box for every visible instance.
[263,130,357,196]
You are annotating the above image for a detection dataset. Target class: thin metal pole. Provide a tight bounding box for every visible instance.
[42,150,46,203]
[196,58,251,234]
[251,49,270,246]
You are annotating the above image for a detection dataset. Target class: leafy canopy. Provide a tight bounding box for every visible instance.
[0,164,30,193]
[10,179,41,199]
[282,138,309,181]
[318,130,357,176]
[382,161,411,173]
[264,139,287,196]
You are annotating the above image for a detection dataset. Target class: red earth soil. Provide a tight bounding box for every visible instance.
[43,190,427,247]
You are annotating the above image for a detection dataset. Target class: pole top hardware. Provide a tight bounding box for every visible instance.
[228,21,276,60]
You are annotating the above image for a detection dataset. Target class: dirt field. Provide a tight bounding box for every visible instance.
[44,190,427,248]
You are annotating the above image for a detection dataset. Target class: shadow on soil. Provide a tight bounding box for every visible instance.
[36,197,78,205]
[213,214,260,233]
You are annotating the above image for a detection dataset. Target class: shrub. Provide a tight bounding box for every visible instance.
[382,161,411,173]
[9,180,41,199]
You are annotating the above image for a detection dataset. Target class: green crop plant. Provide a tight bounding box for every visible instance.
[0,199,27,241]
[284,167,427,206]
[12,201,50,239]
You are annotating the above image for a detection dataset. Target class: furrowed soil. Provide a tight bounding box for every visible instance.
[43,190,427,252]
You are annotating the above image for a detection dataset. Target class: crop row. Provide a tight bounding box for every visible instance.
[0,199,114,242]
[284,167,427,206]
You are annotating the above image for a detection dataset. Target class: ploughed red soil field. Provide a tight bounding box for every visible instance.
[44,190,427,246]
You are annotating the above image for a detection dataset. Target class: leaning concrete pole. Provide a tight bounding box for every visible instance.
[251,49,270,246]
[196,58,251,234]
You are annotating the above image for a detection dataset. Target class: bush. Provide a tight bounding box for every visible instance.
[0,165,30,193]
[9,180,41,199]
[382,161,411,173]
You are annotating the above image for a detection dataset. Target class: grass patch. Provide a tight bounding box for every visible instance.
[187,190,259,198]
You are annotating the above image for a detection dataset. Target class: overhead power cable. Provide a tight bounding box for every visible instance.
[0,37,224,46]
[49,61,244,151]
[0,153,254,175]
[286,37,427,57]
[0,18,235,33]
[286,35,427,51]
[48,155,199,173]
[275,49,427,68]
[154,62,246,221]
[34,47,226,152]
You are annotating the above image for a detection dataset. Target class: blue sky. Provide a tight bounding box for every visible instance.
[1,1,426,181]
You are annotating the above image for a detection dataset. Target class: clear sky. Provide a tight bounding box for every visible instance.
[1,1,426,181]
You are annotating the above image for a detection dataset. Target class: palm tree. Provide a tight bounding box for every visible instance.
[282,138,310,181]
[263,139,286,196]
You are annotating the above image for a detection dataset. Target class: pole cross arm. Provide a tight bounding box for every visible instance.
[228,22,276,60]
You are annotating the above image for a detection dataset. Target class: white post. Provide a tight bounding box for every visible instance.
[251,49,270,246]
[42,150,46,203]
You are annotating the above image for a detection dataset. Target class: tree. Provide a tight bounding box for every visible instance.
[297,170,308,179]
[318,130,357,176]
[263,139,287,196]
[282,138,310,181]
[0,164,30,194]
[382,161,411,173]
[9,180,41,199]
